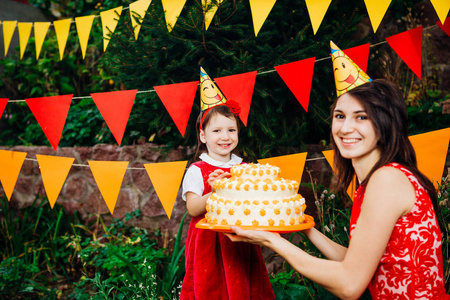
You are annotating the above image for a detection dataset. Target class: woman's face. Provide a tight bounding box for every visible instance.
[332,93,380,165]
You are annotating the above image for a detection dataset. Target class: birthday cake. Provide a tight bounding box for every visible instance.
[205,163,306,227]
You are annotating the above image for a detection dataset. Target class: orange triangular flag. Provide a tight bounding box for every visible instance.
[0,150,27,201]
[275,57,316,112]
[144,161,188,219]
[25,95,73,151]
[161,0,188,32]
[3,21,17,57]
[129,0,152,40]
[153,81,198,137]
[249,0,277,36]
[0,98,8,119]
[215,71,257,126]
[18,22,32,59]
[36,155,74,208]
[364,0,392,33]
[305,0,331,34]
[75,15,95,59]
[88,161,129,215]
[100,6,123,51]
[386,26,423,78]
[322,149,356,200]
[258,152,307,185]
[431,0,450,25]
[34,22,51,60]
[54,18,72,60]
[410,128,450,188]
[90,90,137,146]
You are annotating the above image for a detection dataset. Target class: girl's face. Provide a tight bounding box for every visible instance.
[332,93,380,165]
[200,113,238,162]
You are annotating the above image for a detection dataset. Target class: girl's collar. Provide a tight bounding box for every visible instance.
[199,153,242,168]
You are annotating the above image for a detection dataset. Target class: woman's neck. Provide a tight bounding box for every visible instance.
[351,149,382,184]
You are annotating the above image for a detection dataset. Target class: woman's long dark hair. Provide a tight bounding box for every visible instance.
[193,104,240,161]
[330,79,437,207]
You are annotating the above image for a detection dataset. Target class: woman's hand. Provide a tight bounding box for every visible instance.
[225,227,281,249]
[207,169,231,192]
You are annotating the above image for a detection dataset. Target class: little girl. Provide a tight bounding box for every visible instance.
[179,101,275,300]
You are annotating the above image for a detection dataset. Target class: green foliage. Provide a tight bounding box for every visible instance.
[437,171,450,291]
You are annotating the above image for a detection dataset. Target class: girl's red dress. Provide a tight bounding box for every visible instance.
[180,161,275,300]
[350,163,449,299]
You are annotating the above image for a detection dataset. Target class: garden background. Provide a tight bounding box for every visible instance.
[0,0,449,298]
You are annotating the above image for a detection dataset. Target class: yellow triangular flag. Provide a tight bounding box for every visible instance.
[258,153,307,185]
[130,0,152,40]
[431,0,450,25]
[161,0,188,32]
[75,15,95,59]
[249,0,277,36]
[144,161,187,219]
[0,150,27,201]
[100,6,123,51]
[34,22,51,60]
[88,161,129,214]
[36,155,74,208]
[305,0,331,34]
[364,0,392,33]
[3,21,17,57]
[410,128,450,188]
[18,22,32,59]
[203,0,222,30]
[322,149,356,200]
[54,18,72,60]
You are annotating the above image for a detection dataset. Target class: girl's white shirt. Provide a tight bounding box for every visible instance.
[181,153,242,201]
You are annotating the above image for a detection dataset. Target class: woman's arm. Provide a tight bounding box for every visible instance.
[229,166,415,299]
[303,227,348,261]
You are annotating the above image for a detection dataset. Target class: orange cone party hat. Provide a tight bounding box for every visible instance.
[330,41,372,96]
[200,67,227,112]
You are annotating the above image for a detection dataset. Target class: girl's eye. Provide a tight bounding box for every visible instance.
[229,129,236,132]
[357,115,368,120]
[334,114,344,119]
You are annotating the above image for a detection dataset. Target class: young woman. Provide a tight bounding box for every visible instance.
[180,103,274,300]
[227,79,449,299]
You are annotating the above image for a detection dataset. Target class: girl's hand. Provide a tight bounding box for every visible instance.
[207,169,231,191]
[225,227,281,248]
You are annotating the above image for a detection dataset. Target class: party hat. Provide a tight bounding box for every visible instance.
[200,67,227,111]
[330,41,372,96]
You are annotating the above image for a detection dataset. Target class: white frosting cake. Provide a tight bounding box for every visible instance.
[205,163,306,226]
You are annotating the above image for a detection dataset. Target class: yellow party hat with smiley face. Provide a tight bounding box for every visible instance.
[330,41,372,96]
[200,67,227,111]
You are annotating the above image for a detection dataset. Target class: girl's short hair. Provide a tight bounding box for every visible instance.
[330,79,437,205]
[193,105,240,160]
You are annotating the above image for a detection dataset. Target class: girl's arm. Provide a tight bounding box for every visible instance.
[186,169,231,217]
[228,166,415,299]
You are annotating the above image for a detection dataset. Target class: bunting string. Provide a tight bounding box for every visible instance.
[1,23,440,104]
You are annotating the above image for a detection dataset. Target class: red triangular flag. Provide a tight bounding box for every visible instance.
[437,17,450,37]
[386,26,423,79]
[0,98,8,119]
[340,43,371,73]
[215,71,257,126]
[25,95,73,151]
[274,57,315,112]
[90,90,137,146]
[154,81,198,137]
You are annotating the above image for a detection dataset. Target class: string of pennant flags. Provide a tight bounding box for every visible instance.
[1,19,450,153]
[1,0,449,60]
[0,127,449,219]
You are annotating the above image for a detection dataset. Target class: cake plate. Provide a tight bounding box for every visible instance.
[196,214,315,233]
